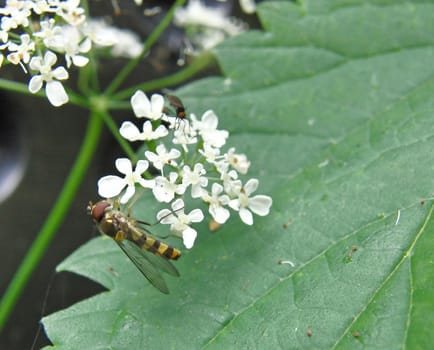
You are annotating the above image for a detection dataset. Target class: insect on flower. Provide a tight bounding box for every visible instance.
[87,199,180,294]
[165,94,190,131]
[167,94,186,120]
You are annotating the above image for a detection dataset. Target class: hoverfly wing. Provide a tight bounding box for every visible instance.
[117,239,170,294]
[167,94,184,109]
[126,227,179,277]
[141,245,180,277]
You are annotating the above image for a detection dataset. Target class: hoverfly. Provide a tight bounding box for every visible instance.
[87,200,180,294]
[167,94,186,120]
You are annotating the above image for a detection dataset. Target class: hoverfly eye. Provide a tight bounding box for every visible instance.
[90,201,111,222]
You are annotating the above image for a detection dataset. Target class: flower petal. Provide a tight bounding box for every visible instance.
[139,178,155,189]
[28,75,43,93]
[210,205,230,224]
[98,175,126,198]
[131,90,150,118]
[52,66,69,80]
[201,110,218,129]
[188,208,204,223]
[135,160,149,174]
[44,51,57,66]
[182,227,197,249]
[120,185,135,204]
[45,81,68,106]
[172,198,184,212]
[249,195,272,216]
[119,121,141,141]
[150,94,164,119]
[244,178,259,195]
[228,198,240,211]
[239,207,253,225]
[154,125,169,138]
[71,54,89,67]
[157,209,175,224]
[115,158,132,175]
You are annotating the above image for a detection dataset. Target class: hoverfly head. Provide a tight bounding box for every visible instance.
[88,200,112,223]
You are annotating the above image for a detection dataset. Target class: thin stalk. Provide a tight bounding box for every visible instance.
[104,0,187,95]
[0,111,103,332]
[111,52,215,100]
[98,109,136,161]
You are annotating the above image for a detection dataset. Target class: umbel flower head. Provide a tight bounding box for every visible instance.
[0,1,143,106]
[97,91,272,249]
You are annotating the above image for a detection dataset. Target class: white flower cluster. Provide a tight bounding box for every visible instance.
[0,0,143,106]
[98,91,272,249]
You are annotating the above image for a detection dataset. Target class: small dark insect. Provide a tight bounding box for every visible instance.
[352,330,360,338]
[167,94,186,120]
[306,328,312,337]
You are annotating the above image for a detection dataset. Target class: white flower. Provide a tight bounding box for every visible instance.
[152,172,186,203]
[0,4,31,31]
[131,91,165,120]
[218,167,239,195]
[182,163,208,198]
[28,51,69,106]
[191,110,228,148]
[202,183,230,224]
[82,19,143,58]
[239,0,256,14]
[0,30,8,44]
[7,34,35,65]
[109,28,143,58]
[59,26,91,67]
[198,143,220,164]
[98,158,154,204]
[33,19,64,50]
[225,147,250,174]
[157,198,204,248]
[174,0,245,36]
[145,144,180,171]
[55,0,86,26]
[228,179,272,225]
[120,120,168,142]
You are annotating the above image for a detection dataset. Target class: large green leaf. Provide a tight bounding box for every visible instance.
[43,1,434,348]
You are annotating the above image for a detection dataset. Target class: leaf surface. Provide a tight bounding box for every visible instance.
[43,1,434,349]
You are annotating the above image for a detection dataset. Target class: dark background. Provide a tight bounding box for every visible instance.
[0,1,260,349]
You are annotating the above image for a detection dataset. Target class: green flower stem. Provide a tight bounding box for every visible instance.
[0,78,90,108]
[98,109,136,162]
[0,110,103,332]
[104,0,187,95]
[0,78,35,96]
[111,52,215,100]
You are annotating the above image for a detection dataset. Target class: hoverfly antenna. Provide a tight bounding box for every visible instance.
[86,201,94,215]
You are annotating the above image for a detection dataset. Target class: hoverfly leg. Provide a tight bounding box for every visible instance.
[114,231,125,242]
